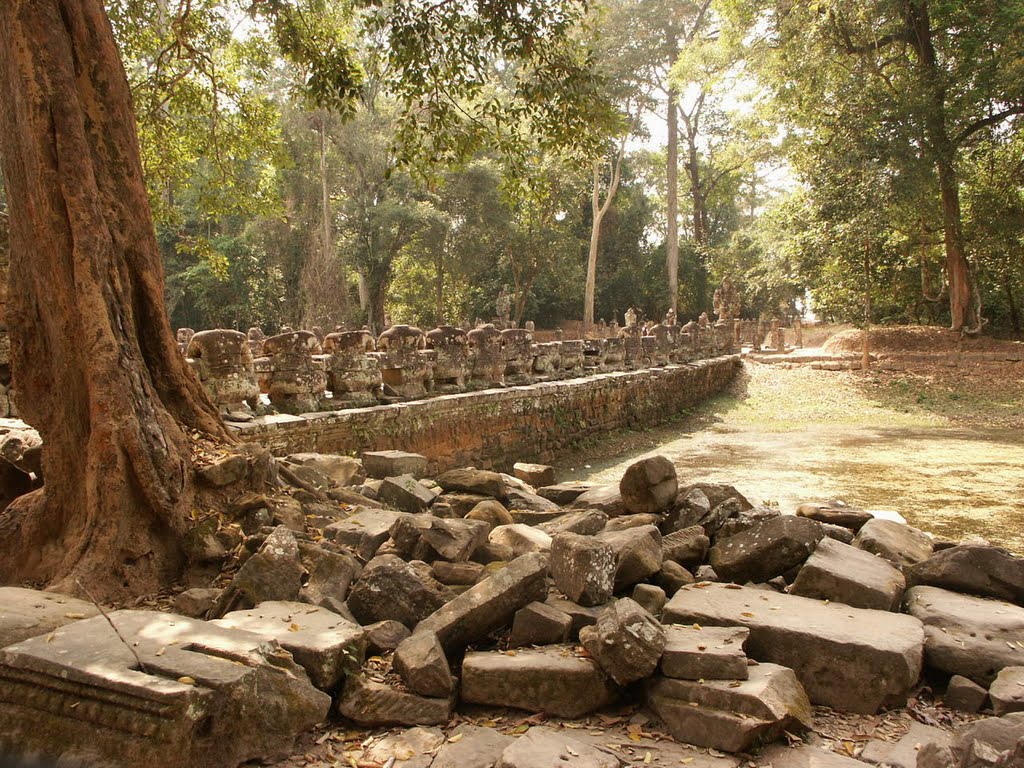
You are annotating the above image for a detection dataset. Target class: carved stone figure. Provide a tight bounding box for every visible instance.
[713,277,740,322]
[624,307,638,328]
[501,328,534,385]
[495,288,512,328]
[377,325,432,399]
[467,323,504,388]
[663,308,677,327]
[793,315,804,348]
[323,330,382,407]
[186,329,260,413]
[426,325,471,392]
[261,330,326,414]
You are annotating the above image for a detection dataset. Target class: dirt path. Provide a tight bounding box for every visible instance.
[561,363,1024,553]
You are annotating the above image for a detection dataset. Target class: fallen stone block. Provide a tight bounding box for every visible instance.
[416,553,549,653]
[758,743,876,766]
[646,663,812,753]
[335,673,452,726]
[437,468,506,499]
[579,598,665,685]
[660,624,749,680]
[420,517,490,562]
[432,560,485,585]
[364,620,411,654]
[796,500,873,531]
[853,518,933,568]
[570,484,626,516]
[917,713,1024,768]
[436,491,493,518]
[505,487,561,515]
[632,584,667,617]
[656,560,695,595]
[619,455,678,515]
[363,450,428,479]
[488,524,552,557]
[904,586,1024,684]
[539,509,608,536]
[598,525,663,590]
[287,452,362,487]
[513,462,555,488]
[347,554,448,628]
[990,666,1024,716]
[508,602,572,648]
[173,587,222,619]
[551,532,616,607]
[662,525,710,569]
[860,721,950,768]
[465,499,514,531]
[461,646,616,718]
[433,724,514,768]
[378,474,439,513]
[944,674,989,713]
[789,537,906,611]
[325,507,411,561]
[663,583,924,713]
[544,595,607,636]
[537,480,595,506]
[709,515,824,584]
[393,631,455,698]
[297,543,362,608]
[906,545,1024,606]
[230,525,305,606]
[214,601,365,690]
[0,611,329,768]
[0,587,100,648]
[604,513,662,532]
[497,727,618,768]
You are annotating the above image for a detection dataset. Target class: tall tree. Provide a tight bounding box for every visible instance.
[0,0,229,598]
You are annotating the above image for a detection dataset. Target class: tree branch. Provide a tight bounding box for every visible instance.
[955,104,1024,145]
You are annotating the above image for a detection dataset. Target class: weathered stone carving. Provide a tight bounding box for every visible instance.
[246,326,266,357]
[186,329,260,413]
[501,329,534,386]
[532,341,561,379]
[467,324,504,388]
[261,331,327,414]
[558,340,585,377]
[323,330,382,407]
[713,277,740,322]
[378,325,433,399]
[426,326,472,393]
[176,327,195,355]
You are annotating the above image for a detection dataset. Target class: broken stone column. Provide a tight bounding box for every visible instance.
[582,338,608,370]
[246,326,266,357]
[0,611,330,768]
[618,325,643,369]
[558,339,585,377]
[322,329,382,407]
[501,328,534,385]
[186,329,260,414]
[377,324,433,399]
[467,323,504,388]
[602,337,625,370]
[261,330,327,414]
[425,325,472,392]
[579,598,666,685]
[176,327,195,354]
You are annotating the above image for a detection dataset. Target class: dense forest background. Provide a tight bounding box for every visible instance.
[8,0,1022,336]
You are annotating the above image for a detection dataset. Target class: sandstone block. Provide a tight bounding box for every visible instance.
[619,455,678,515]
[497,727,618,768]
[336,674,452,726]
[660,624,749,680]
[433,724,514,768]
[790,537,906,611]
[214,601,365,690]
[795,500,873,531]
[437,468,507,499]
[378,474,439,513]
[325,507,411,561]
[916,713,1024,768]
[539,509,609,536]
[944,674,989,713]
[906,545,1024,606]
[508,601,572,647]
[0,587,100,648]
[347,554,448,628]
[597,525,664,590]
[488,523,552,556]
[0,611,330,768]
[662,525,710,569]
[513,462,555,488]
[632,583,667,616]
[393,631,455,698]
[570,484,625,516]
[461,646,616,718]
[363,450,428,479]
[709,515,824,584]
[465,500,514,531]
[646,663,812,753]
[416,553,549,653]
[853,518,933,568]
[232,525,304,605]
[537,481,595,505]
[905,586,1024,684]
[551,532,616,607]
[990,667,1024,716]
[579,598,666,685]
[663,583,924,713]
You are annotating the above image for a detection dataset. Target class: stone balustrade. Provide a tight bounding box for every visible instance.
[180,320,737,418]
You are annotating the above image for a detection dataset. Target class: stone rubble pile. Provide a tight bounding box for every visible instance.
[2,449,1023,767]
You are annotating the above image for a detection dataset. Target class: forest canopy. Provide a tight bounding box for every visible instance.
[92,0,1024,335]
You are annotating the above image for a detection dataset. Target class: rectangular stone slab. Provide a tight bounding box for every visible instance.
[0,610,329,768]
[213,601,365,690]
[663,583,924,713]
[660,624,750,680]
[461,645,616,718]
[416,553,548,653]
[0,587,100,648]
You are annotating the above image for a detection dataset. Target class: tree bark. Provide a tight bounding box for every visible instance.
[666,87,680,314]
[583,139,626,331]
[0,0,229,599]
[906,0,976,331]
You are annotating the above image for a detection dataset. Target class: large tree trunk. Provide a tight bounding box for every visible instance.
[0,0,229,599]
[666,88,680,314]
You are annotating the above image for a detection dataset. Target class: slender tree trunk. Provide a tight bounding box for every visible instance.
[0,0,228,599]
[666,87,680,314]
[583,141,626,331]
[862,239,872,371]
[435,248,445,326]
[907,0,975,330]
[366,278,387,337]
[319,116,346,324]
[1005,276,1022,337]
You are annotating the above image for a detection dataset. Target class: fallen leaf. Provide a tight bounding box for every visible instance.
[177,676,196,685]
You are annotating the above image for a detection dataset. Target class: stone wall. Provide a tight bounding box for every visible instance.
[230,355,740,474]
